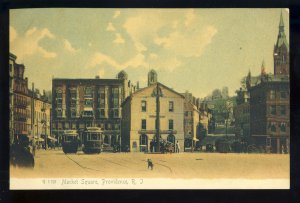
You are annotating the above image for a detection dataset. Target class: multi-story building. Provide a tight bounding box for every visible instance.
[181,91,200,151]
[29,89,52,145]
[234,87,250,141]
[52,71,133,147]
[121,70,185,152]
[13,60,30,142]
[9,53,16,145]
[10,53,53,148]
[249,12,289,153]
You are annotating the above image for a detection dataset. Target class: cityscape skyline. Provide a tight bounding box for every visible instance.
[10,8,289,98]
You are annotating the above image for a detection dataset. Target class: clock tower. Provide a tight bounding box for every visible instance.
[273,11,289,76]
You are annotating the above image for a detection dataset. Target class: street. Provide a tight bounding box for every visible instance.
[10,149,289,179]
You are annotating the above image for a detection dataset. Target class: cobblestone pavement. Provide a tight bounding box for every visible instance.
[11,149,289,179]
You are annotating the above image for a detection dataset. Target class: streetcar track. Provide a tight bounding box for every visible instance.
[153,162,173,173]
[65,154,104,172]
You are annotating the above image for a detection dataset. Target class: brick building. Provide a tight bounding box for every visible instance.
[9,53,16,145]
[249,12,290,153]
[51,71,135,147]
[12,59,30,142]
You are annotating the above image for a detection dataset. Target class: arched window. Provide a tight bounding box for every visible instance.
[167,134,175,144]
[280,123,286,132]
[140,134,148,145]
[271,123,276,132]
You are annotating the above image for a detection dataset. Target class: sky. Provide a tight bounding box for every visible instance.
[10,8,289,98]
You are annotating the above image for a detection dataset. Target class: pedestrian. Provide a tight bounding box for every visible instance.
[147,158,153,170]
[281,145,285,154]
[150,141,153,153]
[176,141,180,153]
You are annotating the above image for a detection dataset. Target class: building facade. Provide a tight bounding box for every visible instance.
[52,71,133,147]
[249,12,290,153]
[182,92,200,151]
[234,88,250,141]
[121,81,185,152]
[29,89,52,146]
[9,53,16,145]
[13,61,30,141]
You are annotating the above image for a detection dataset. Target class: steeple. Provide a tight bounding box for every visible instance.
[274,11,289,76]
[261,60,268,82]
[261,60,266,75]
[279,10,284,31]
[275,10,288,49]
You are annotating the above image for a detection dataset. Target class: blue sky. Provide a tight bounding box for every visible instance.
[10,8,289,98]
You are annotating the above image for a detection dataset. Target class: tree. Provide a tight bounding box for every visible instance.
[240,76,247,89]
[212,89,222,100]
[196,122,207,140]
[213,98,234,137]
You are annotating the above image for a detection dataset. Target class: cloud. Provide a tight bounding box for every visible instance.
[184,9,196,26]
[10,26,17,43]
[10,27,57,60]
[160,58,182,72]
[106,22,116,32]
[149,53,158,59]
[123,13,164,52]
[113,10,121,19]
[113,33,125,44]
[154,25,217,57]
[88,52,147,70]
[63,39,78,53]
[124,10,217,60]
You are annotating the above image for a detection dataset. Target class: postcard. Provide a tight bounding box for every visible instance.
[9,8,290,189]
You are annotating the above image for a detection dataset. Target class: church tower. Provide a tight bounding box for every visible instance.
[148,69,158,86]
[273,11,289,76]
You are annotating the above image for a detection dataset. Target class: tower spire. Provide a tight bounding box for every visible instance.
[261,59,266,75]
[279,10,284,31]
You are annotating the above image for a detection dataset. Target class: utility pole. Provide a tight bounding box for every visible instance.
[155,83,162,152]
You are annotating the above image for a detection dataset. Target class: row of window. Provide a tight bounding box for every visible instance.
[141,119,174,130]
[56,97,119,108]
[269,90,288,100]
[14,83,28,94]
[269,105,287,116]
[52,122,120,130]
[14,95,29,107]
[56,108,119,118]
[141,101,174,112]
[56,87,121,97]
[268,122,288,133]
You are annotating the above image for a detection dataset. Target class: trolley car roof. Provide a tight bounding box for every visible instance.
[64,130,78,135]
[85,127,103,132]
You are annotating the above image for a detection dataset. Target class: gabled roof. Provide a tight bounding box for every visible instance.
[121,82,185,107]
[131,82,185,98]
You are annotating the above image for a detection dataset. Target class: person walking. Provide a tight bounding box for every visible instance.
[176,141,180,153]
